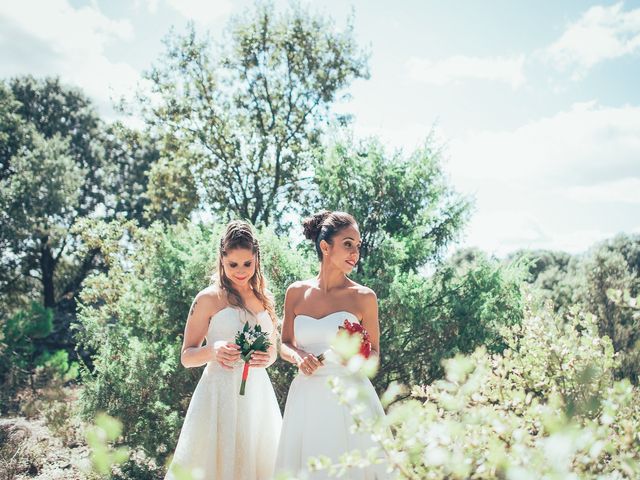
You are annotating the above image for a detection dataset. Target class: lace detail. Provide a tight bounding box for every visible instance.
[166,307,281,480]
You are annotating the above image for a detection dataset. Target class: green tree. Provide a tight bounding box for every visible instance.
[138,2,368,227]
[508,248,577,312]
[376,250,525,391]
[513,235,640,383]
[0,301,53,410]
[0,82,28,178]
[143,150,199,225]
[311,134,470,294]
[0,132,86,310]
[100,122,160,227]
[578,235,640,382]
[0,77,158,351]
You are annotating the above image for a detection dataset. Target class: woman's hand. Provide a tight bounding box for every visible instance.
[296,353,323,376]
[249,350,271,368]
[213,341,240,370]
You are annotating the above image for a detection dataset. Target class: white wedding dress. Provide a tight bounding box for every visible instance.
[274,311,389,479]
[165,307,282,480]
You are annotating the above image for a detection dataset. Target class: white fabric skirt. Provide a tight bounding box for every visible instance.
[165,363,282,480]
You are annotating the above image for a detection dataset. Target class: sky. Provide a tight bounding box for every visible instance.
[1,0,639,257]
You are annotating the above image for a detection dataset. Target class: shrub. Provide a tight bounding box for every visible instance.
[74,219,313,468]
[324,300,640,479]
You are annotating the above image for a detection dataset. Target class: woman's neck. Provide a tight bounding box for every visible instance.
[316,262,347,293]
[232,283,254,298]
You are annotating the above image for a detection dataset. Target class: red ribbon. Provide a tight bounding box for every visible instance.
[239,361,250,395]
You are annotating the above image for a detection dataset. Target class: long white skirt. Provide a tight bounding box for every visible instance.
[165,362,282,480]
[274,365,389,479]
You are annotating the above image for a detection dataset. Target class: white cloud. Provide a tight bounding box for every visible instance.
[0,0,140,117]
[445,101,640,255]
[535,229,617,255]
[134,0,160,14]
[405,4,640,89]
[350,121,441,154]
[459,202,618,257]
[565,177,640,204]
[406,54,526,89]
[448,101,640,187]
[546,2,640,77]
[166,0,233,24]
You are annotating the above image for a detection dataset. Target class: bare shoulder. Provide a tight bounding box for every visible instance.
[196,284,224,301]
[347,281,377,317]
[191,285,225,316]
[348,281,377,301]
[285,280,316,313]
[286,279,313,297]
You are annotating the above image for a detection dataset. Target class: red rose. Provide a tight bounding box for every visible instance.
[340,319,372,359]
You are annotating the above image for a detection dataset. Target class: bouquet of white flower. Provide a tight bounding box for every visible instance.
[235,321,271,395]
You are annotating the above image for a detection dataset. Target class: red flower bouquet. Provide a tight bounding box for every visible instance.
[318,319,372,363]
[340,319,372,358]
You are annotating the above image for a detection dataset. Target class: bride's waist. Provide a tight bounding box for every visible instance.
[299,343,334,356]
[298,363,351,377]
[204,361,267,374]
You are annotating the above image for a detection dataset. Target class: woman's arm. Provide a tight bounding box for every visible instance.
[279,283,321,375]
[180,292,239,369]
[279,283,306,365]
[359,287,380,358]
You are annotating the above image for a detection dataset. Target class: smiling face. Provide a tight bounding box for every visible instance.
[221,248,256,288]
[320,224,361,274]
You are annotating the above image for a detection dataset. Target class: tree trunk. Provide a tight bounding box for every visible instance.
[40,236,56,308]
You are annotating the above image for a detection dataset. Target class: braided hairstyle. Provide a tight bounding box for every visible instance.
[302,210,357,261]
[211,221,277,330]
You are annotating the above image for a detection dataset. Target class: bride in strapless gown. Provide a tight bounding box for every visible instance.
[166,307,282,480]
[275,209,391,479]
[165,220,282,480]
[275,310,388,479]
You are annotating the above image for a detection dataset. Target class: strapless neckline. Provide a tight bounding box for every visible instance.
[207,306,273,345]
[211,305,268,321]
[294,310,359,322]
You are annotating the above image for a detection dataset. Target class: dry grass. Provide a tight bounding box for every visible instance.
[0,385,92,480]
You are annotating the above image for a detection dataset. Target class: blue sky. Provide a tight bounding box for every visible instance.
[1,0,639,256]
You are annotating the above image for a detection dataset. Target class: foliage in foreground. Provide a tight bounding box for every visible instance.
[322,298,640,479]
[512,234,640,383]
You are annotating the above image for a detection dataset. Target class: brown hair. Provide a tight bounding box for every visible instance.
[302,210,357,261]
[211,221,277,330]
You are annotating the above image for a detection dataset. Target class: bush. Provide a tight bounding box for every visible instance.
[326,300,640,479]
[74,219,314,468]
[375,250,525,392]
[0,301,57,412]
[514,234,640,383]
[579,238,640,383]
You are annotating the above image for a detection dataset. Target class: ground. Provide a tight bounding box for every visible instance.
[0,384,93,480]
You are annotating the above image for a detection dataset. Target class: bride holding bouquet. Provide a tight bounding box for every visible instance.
[275,210,389,479]
[165,221,281,480]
